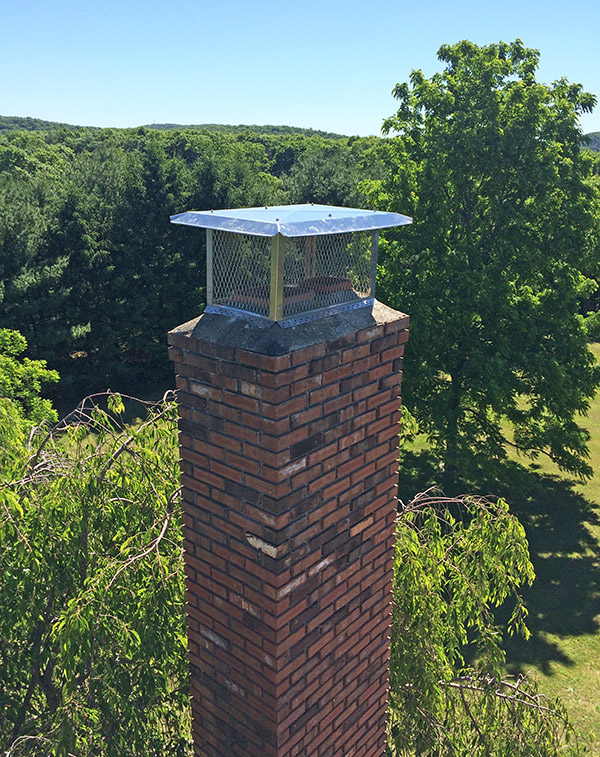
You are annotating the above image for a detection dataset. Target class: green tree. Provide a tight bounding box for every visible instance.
[388,490,581,755]
[283,138,377,206]
[0,132,87,385]
[0,392,190,756]
[367,39,600,482]
[0,329,58,423]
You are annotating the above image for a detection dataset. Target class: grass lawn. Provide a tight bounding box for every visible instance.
[397,343,600,751]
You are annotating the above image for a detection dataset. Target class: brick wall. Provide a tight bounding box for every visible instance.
[168,304,409,757]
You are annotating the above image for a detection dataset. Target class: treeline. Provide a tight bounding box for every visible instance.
[0,116,85,132]
[0,115,347,139]
[145,123,347,138]
[0,127,381,402]
[585,131,600,151]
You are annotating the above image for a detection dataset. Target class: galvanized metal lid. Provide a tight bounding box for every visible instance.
[170,203,412,237]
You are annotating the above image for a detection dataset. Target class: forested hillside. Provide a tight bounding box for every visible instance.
[0,127,381,405]
[586,131,600,151]
[0,115,346,138]
[3,112,597,145]
[0,115,86,132]
[144,123,347,138]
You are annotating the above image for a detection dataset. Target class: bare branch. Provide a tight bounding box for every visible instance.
[443,677,572,725]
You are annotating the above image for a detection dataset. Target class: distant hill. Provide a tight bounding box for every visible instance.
[143,123,347,139]
[584,132,600,152]
[2,113,595,145]
[0,115,85,131]
[0,115,345,139]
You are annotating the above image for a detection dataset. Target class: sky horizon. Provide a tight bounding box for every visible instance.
[3,0,600,139]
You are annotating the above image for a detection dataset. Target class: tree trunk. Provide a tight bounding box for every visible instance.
[443,372,462,494]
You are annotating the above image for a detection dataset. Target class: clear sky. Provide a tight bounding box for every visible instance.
[2,0,600,137]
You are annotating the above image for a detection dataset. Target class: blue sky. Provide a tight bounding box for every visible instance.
[2,0,600,137]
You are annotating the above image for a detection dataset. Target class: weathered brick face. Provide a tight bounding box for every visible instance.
[168,305,409,757]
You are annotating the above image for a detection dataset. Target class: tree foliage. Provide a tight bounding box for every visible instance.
[388,490,582,755]
[0,128,376,399]
[283,138,380,206]
[365,39,600,481]
[0,329,58,424]
[0,393,583,755]
[0,393,190,756]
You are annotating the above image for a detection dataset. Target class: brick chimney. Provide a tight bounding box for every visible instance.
[168,300,408,756]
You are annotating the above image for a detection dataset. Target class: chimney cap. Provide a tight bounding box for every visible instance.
[170,203,411,238]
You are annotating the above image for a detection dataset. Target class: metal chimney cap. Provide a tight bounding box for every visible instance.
[170,203,412,238]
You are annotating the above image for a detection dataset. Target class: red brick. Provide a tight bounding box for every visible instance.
[377,398,401,419]
[320,362,355,385]
[342,342,372,362]
[260,363,309,388]
[235,348,291,372]
[321,502,350,531]
[291,342,326,365]
[180,447,210,469]
[307,440,338,467]
[321,476,352,502]
[322,392,354,415]
[366,388,393,410]
[320,446,351,473]
[352,354,382,375]
[289,463,322,490]
[352,408,377,430]
[351,460,377,485]
[290,405,322,428]
[290,373,322,397]
[338,427,367,450]
[222,390,260,412]
[209,459,243,483]
[338,455,365,478]
[180,474,211,497]
[242,411,291,435]
[353,382,380,402]
[226,450,261,476]
[241,442,291,468]
[223,420,259,445]
[381,346,404,364]
[205,430,241,454]
[261,394,308,421]
[338,399,363,424]
[384,315,409,333]
[376,449,400,472]
[308,383,340,404]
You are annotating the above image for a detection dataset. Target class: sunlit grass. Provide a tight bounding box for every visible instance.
[501,343,600,749]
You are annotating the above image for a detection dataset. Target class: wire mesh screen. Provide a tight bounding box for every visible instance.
[282,232,373,318]
[211,230,374,321]
[212,231,271,317]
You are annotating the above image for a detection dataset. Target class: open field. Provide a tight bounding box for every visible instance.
[397,343,600,750]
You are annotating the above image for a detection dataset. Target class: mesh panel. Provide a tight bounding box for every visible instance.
[212,231,271,317]
[211,230,374,321]
[282,232,373,318]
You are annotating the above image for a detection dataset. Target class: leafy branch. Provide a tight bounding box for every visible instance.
[387,489,582,755]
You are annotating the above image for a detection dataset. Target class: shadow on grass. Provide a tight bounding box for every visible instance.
[397,448,600,675]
